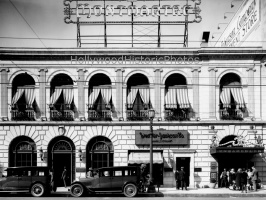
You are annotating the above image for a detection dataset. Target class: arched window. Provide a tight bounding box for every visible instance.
[9,136,37,167]
[86,136,113,171]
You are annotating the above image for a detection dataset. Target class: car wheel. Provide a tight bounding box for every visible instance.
[70,183,84,197]
[31,183,45,197]
[124,183,138,197]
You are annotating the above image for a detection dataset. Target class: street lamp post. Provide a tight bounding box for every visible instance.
[148,109,156,193]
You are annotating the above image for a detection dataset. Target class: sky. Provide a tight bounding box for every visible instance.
[0,0,243,48]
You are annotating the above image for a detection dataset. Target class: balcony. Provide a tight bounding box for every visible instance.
[126,110,149,121]
[11,109,36,121]
[88,110,112,121]
[220,108,244,120]
[50,110,74,121]
[164,109,190,121]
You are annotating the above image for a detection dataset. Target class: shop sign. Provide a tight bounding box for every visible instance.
[216,0,260,47]
[135,130,189,145]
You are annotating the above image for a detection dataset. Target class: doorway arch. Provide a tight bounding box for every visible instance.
[48,136,75,187]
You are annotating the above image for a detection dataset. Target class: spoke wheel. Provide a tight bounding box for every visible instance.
[124,183,137,197]
[31,183,45,197]
[70,183,84,197]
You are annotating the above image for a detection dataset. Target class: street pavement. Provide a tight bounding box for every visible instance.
[54,186,266,197]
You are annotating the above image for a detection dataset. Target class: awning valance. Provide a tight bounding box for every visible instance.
[128,152,163,164]
[210,147,264,155]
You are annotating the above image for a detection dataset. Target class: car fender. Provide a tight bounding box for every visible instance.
[71,181,94,194]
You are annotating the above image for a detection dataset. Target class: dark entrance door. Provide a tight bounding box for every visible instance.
[48,136,75,188]
[217,154,254,187]
[52,153,72,187]
[176,157,190,186]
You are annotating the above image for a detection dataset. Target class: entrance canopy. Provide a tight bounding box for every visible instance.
[128,152,163,164]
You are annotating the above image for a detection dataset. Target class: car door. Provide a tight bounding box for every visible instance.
[18,170,32,190]
[111,170,124,191]
[2,170,19,191]
[98,170,112,191]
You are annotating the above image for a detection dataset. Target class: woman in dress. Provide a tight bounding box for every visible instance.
[235,168,242,191]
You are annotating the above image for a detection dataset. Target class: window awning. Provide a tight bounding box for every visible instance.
[128,152,163,164]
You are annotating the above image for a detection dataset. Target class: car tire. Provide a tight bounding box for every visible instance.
[31,183,45,197]
[123,183,138,197]
[70,183,84,197]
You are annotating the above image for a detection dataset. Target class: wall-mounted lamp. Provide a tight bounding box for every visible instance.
[78,147,83,161]
[39,147,44,161]
[231,0,243,8]
[224,12,234,19]
[217,23,228,30]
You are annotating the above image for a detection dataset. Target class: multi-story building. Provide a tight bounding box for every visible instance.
[0,47,265,188]
[0,0,265,189]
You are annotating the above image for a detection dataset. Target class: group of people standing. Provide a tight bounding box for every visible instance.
[174,167,188,190]
[220,166,259,193]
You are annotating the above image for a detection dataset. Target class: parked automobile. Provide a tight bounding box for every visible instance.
[70,166,141,197]
[0,166,51,197]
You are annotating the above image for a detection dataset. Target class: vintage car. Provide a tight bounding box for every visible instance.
[70,166,141,197]
[0,166,51,197]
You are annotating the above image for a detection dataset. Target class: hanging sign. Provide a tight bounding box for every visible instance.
[135,130,189,145]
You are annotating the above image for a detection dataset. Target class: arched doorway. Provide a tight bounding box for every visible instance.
[9,136,37,167]
[86,136,114,172]
[48,136,75,187]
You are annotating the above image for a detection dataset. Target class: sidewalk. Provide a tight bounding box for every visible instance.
[55,187,266,197]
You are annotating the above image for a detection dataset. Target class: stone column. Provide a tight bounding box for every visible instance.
[208,67,218,119]
[77,69,86,120]
[115,68,124,120]
[247,66,256,118]
[39,69,48,120]
[154,68,163,119]
[191,68,201,119]
[0,68,9,120]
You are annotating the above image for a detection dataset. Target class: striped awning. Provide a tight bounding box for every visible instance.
[165,87,190,109]
[220,86,245,108]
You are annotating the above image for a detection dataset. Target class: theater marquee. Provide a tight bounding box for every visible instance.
[135,130,189,145]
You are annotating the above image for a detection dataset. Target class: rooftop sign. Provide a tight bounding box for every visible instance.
[64,0,202,24]
[215,0,260,47]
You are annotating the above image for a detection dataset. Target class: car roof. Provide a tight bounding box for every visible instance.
[98,166,139,170]
[5,166,49,171]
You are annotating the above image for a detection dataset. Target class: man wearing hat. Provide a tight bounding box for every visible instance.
[178,167,187,190]
[87,167,93,178]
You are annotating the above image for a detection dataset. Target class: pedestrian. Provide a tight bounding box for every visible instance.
[229,168,236,189]
[178,167,187,190]
[235,168,242,190]
[251,166,258,191]
[140,164,148,192]
[49,169,56,192]
[247,169,252,191]
[174,169,180,190]
[87,167,93,178]
[240,168,248,193]
[220,168,228,188]
[61,166,67,188]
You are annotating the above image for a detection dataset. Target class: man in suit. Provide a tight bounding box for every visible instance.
[251,166,258,191]
[174,169,180,190]
[178,167,187,190]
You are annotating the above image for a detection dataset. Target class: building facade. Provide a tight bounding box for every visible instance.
[0,47,265,188]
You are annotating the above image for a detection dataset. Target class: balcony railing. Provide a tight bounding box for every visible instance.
[164,109,190,121]
[50,110,74,121]
[88,110,112,121]
[126,110,149,121]
[11,109,36,121]
[220,108,244,120]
